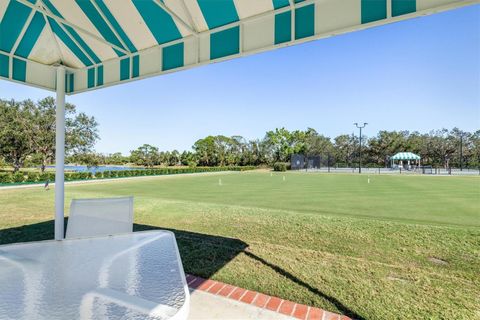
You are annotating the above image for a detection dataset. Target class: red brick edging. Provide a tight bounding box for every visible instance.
[186,274,351,320]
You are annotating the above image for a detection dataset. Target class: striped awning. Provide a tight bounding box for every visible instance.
[391,152,421,160]
[0,0,476,95]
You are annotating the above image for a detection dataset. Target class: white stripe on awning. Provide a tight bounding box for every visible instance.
[102,0,157,51]
[233,0,274,20]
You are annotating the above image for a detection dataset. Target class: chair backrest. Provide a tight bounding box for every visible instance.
[66,197,134,239]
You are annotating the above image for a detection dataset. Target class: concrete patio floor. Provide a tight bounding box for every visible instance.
[185,274,348,320]
[188,289,294,320]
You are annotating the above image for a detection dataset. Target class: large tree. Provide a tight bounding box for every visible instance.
[304,128,333,157]
[333,134,356,167]
[0,97,99,172]
[0,100,31,171]
[424,129,457,168]
[263,128,308,163]
[130,144,160,167]
[470,130,480,167]
[193,136,217,166]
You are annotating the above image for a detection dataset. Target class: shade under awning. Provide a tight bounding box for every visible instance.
[0,0,475,95]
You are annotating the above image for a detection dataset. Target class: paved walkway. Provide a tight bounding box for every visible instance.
[188,290,293,319]
[185,274,349,320]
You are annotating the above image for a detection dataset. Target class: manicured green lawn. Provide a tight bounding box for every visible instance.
[0,172,479,319]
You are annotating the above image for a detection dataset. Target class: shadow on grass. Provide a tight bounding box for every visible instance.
[243,251,364,319]
[133,223,248,279]
[0,220,248,280]
[0,220,362,319]
[0,220,61,245]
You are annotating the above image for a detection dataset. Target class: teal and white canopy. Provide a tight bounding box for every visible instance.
[0,0,476,95]
[391,152,421,161]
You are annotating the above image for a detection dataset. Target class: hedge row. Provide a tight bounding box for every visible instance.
[0,166,256,185]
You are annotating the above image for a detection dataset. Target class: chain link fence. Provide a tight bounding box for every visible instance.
[290,154,480,175]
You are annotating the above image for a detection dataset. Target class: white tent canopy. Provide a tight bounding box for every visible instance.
[391,152,421,161]
[390,152,421,169]
[0,0,476,239]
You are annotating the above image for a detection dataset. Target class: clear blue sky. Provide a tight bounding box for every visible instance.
[1,5,479,154]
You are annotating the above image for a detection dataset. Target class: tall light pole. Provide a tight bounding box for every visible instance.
[354,123,368,174]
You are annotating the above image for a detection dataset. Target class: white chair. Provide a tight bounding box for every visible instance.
[66,197,134,239]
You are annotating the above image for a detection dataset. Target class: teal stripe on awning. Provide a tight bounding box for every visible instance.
[75,0,125,56]
[12,58,26,82]
[88,68,95,88]
[97,65,104,86]
[210,27,239,60]
[42,0,101,64]
[197,0,239,29]
[392,0,416,17]
[64,25,102,63]
[295,4,314,40]
[69,74,74,92]
[66,73,74,93]
[162,43,184,71]
[15,12,46,58]
[132,55,139,78]
[275,11,291,45]
[95,0,137,52]
[120,57,130,80]
[361,0,387,24]
[132,0,182,45]
[41,0,61,16]
[0,54,9,78]
[272,0,289,9]
[0,0,32,52]
[47,17,93,66]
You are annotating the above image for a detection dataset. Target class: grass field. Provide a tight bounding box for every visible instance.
[0,171,479,319]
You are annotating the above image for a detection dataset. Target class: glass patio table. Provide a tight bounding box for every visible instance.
[0,231,189,320]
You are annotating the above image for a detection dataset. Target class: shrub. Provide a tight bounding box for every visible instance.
[39,172,55,182]
[12,172,25,183]
[273,162,288,172]
[79,172,91,180]
[25,172,40,183]
[0,173,12,184]
[65,173,75,181]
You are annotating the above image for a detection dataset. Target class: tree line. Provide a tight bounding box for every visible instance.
[78,127,479,169]
[1,97,478,170]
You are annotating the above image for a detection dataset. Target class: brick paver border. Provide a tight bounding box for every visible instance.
[185,274,351,320]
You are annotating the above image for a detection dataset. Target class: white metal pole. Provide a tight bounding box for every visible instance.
[55,66,66,240]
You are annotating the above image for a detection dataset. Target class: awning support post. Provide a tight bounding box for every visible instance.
[55,66,66,240]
